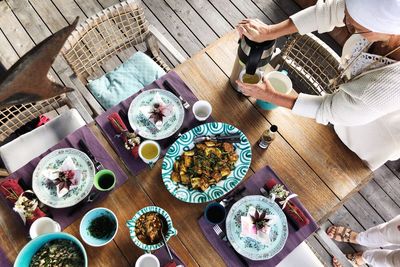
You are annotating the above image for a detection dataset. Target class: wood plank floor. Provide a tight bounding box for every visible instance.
[0,0,399,266]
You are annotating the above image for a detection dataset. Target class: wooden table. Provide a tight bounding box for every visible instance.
[0,31,372,266]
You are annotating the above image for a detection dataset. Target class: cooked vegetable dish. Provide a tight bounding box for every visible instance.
[30,239,84,267]
[171,141,238,191]
[135,212,167,245]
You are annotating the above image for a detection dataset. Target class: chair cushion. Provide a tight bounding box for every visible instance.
[87,51,166,109]
[0,109,86,173]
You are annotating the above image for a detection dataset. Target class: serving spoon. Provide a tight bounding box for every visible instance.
[158,217,177,267]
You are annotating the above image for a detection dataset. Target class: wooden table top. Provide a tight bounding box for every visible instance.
[0,31,372,267]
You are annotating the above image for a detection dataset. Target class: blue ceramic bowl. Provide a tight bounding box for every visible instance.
[126,206,177,252]
[14,232,87,267]
[80,207,118,247]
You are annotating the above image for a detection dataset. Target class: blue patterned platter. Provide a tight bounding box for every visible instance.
[32,148,95,208]
[127,89,184,140]
[161,122,252,203]
[226,195,288,261]
[126,206,177,252]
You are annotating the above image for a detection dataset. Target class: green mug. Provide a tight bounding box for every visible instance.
[94,169,116,191]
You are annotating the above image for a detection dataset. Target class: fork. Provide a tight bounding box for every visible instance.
[212,224,249,266]
[163,79,190,109]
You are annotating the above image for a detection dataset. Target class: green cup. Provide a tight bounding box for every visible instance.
[94,169,116,191]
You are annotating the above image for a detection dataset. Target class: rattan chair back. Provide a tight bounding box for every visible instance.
[278,33,343,95]
[62,0,150,82]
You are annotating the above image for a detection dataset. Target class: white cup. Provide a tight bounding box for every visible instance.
[138,140,161,168]
[135,254,160,267]
[239,68,263,85]
[29,217,61,239]
[192,100,212,121]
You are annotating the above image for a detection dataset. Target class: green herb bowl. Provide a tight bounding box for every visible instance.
[79,207,118,247]
[14,232,88,267]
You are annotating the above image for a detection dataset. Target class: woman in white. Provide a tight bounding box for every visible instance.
[236,0,400,171]
[327,216,400,267]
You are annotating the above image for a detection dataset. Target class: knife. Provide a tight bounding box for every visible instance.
[163,79,190,109]
[67,191,100,217]
[193,134,241,144]
[78,140,103,172]
[219,186,246,207]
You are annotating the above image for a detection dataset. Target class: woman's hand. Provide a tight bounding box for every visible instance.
[236,77,298,110]
[237,19,275,42]
[236,77,276,101]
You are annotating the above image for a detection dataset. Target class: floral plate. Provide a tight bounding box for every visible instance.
[32,148,95,208]
[126,206,177,252]
[226,195,288,261]
[161,122,252,203]
[127,89,184,140]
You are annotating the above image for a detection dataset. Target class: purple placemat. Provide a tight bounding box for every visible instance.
[0,125,128,230]
[0,247,12,267]
[153,247,185,266]
[95,71,213,175]
[198,166,319,266]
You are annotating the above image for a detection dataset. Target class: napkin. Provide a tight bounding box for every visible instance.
[139,92,174,130]
[240,206,278,245]
[264,179,310,230]
[43,156,82,198]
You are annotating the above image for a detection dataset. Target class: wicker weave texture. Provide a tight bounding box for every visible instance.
[0,95,66,142]
[279,33,342,95]
[62,0,150,82]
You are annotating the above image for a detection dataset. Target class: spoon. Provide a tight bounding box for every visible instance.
[158,216,176,267]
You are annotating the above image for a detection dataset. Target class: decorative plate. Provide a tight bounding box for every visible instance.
[226,195,288,261]
[32,148,95,208]
[127,89,185,140]
[161,122,252,203]
[126,206,177,252]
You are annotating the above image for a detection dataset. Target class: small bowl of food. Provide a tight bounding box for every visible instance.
[126,206,177,252]
[79,207,118,247]
[14,232,87,267]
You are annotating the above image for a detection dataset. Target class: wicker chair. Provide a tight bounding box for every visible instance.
[274,33,343,96]
[61,0,185,116]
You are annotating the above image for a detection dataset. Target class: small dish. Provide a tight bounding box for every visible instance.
[126,206,177,252]
[79,207,118,247]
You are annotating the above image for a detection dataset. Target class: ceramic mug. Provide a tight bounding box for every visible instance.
[94,169,116,191]
[135,253,160,267]
[192,100,212,121]
[138,140,161,168]
[29,217,61,239]
[256,70,292,110]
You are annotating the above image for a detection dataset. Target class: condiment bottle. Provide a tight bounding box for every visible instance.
[258,125,278,149]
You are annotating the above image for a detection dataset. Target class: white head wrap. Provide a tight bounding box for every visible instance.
[346,0,400,34]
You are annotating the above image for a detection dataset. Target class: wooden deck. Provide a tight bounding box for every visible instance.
[0,0,399,266]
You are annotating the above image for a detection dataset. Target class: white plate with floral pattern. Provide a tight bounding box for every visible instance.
[226,195,288,260]
[32,148,95,208]
[127,89,185,140]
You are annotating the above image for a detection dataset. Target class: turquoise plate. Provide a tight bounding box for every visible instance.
[126,206,177,252]
[226,195,289,261]
[161,122,252,203]
[32,148,95,208]
[127,89,184,140]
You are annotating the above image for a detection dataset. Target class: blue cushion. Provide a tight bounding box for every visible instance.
[87,51,166,109]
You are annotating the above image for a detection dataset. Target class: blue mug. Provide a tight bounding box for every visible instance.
[204,202,226,224]
[256,70,292,110]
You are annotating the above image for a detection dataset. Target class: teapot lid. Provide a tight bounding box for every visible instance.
[244,36,275,49]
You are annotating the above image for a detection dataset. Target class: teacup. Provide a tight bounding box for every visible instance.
[135,254,160,267]
[204,202,226,224]
[94,169,116,191]
[29,217,61,239]
[239,68,263,85]
[192,100,212,121]
[256,70,293,110]
[138,140,161,168]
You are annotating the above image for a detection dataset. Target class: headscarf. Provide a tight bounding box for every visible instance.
[346,0,400,34]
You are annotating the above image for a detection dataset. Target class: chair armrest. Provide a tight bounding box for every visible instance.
[149,24,186,64]
[66,91,94,123]
[69,74,105,117]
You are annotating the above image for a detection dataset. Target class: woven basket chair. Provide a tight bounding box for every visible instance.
[275,33,343,96]
[61,0,185,116]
